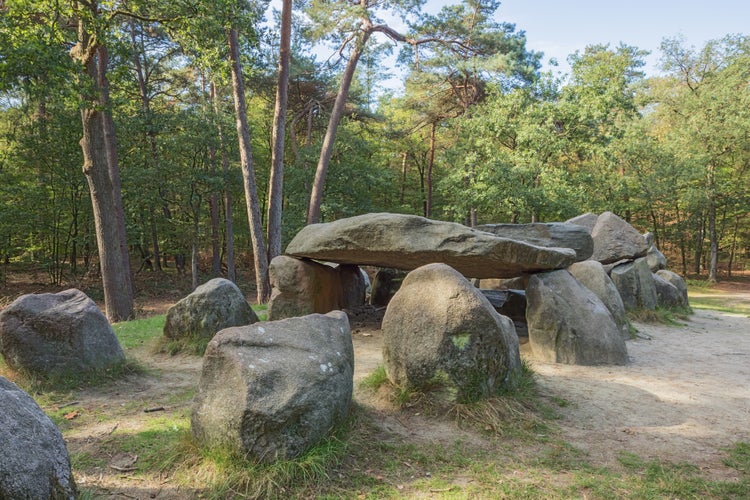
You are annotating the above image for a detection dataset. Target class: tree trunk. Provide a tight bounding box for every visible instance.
[266,0,292,261]
[228,27,270,302]
[212,81,235,283]
[706,164,719,282]
[307,31,371,224]
[73,14,133,322]
[399,151,407,204]
[426,121,436,218]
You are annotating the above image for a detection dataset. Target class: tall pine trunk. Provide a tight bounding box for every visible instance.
[228,27,270,302]
[266,0,292,260]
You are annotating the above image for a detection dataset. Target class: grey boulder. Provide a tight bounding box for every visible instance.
[656,269,689,308]
[382,263,521,402]
[526,270,629,365]
[0,289,125,377]
[568,260,630,340]
[0,376,77,499]
[610,258,658,311]
[164,278,258,340]
[565,212,598,232]
[477,222,593,262]
[590,212,649,264]
[285,213,576,279]
[191,311,354,462]
[267,256,366,320]
[644,232,668,271]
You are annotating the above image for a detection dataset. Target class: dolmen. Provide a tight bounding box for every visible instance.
[266,211,689,368]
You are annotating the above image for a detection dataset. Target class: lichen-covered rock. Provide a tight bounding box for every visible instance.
[0,289,125,377]
[568,260,630,340]
[164,278,257,341]
[610,258,658,311]
[382,263,521,402]
[285,212,576,278]
[0,377,77,499]
[267,256,366,320]
[526,270,628,365]
[191,311,353,462]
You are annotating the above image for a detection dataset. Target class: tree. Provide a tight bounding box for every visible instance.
[266,0,292,261]
[653,35,750,281]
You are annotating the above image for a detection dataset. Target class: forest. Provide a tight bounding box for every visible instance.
[1,0,749,320]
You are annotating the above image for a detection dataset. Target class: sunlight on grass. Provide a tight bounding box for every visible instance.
[688,286,750,316]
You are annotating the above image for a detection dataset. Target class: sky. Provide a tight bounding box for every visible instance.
[474,0,750,76]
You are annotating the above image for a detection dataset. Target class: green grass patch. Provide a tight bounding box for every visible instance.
[112,314,165,349]
[627,306,692,325]
[724,442,750,473]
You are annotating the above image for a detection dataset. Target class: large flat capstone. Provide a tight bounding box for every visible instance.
[285,213,577,279]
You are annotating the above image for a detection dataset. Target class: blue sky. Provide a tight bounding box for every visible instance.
[482,0,750,76]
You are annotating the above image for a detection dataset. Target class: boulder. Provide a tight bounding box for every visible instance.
[369,268,407,307]
[191,311,354,462]
[526,270,629,365]
[653,273,687,309]
[590,212,649,264]
[565,212,598,232]
[609,258,658,311]
[568,260,630,340]
[653,269,689,309]
[382,264,521,402]
[477,222,593,262]
[164,278,258,341]
[267,256,366,320]
[644,232,668,271]
[480,289,528,340]
[285,213,577,279]
[0,377,77,499]
[0,289,125,377]
[655,269,689,307]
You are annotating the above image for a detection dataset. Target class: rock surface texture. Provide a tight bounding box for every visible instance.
[655,269,689,308]
[191,311,354,462]
[609,258,658,311]
[590,212,649,264]
[0,289,125,377]
[267,256,365,320]
[285,213,576,278]
[526,270,629,365]
[568,260,631,340]
[477,222,594,262]
[0,377,77,499]
[382,264,521,402]
[164,278,258,341]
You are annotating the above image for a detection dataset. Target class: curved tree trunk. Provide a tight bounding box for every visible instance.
[228,27,270,302]
[307,31,371,224]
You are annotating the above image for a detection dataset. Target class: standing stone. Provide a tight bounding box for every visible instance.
[568,260,630,340]
[477,222,594,262]
[526,270,628,365]
[656,269,689,308]
[610,258,658,311]
[0,289,125,378]
[0,377,77,499]
[164,278,258,341]
[285,212,577,278]
[382,264,521,402]
[590,212,649,264]
[653,273,687,309]
[644,232,668,272]
[369,268,407,307]
[267,256,365,320]
[191,311,354,462]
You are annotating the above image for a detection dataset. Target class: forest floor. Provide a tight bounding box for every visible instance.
[0,266,749,498]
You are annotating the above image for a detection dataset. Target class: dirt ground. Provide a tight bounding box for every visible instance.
[2,271,749,495]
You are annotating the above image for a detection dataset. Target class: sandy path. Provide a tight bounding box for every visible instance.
[527,309,750,479]
[353,308,750,479]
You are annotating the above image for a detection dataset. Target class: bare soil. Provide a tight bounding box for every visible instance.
[2,270,749,496]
